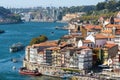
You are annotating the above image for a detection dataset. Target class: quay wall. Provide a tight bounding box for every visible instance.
[23,60,63,75]
[23,60,86,76]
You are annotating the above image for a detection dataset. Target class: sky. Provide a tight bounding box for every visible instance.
[0,0,105,8]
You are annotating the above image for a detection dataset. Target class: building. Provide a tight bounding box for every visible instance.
[62,13,79,22]
[25,41,58,64]
[103,41,118,68]
[77,39,95,48]
[77,47,93,69]
[45,47,61,66]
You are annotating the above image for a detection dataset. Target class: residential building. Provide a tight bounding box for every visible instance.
[103,41,118,68]
[63,47,75,68]
[84,24,102,35]
[25,41,58,64]
[62,13,79,22]
[45,47,61,66]
[77,47,93,69]
[77,39,95,48]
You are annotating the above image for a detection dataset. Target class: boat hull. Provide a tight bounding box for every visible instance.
[19,68,42,76]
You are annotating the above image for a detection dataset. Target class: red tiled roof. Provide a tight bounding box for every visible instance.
[108,35,115,38]
[94,26,102,30]
[95,33,115,39]
[116,30,120,35]
[114,18,120,22]
[105,43,117,49]
[95,34,107,39]
[106,24,120,28]
[32,41,58,47]
[102,30,112,34]
[85,24,102,31]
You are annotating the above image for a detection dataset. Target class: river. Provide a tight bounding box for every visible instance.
[0,22,68,80]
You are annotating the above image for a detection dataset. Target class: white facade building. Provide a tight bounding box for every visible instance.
[29,47,38,63]
[25,47,45,64]
[77,48,92,69]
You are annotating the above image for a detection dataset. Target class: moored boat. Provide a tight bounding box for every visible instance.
[9,42,24,52]
[19,67,42,76]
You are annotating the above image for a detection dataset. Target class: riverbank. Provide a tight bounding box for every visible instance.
[23,60,84,79]
[23,60,67,76]
[23,57,120,80]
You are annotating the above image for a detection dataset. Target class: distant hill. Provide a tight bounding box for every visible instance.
[0,7,11,18]
[62,5,95,15]
[0,7,22,24]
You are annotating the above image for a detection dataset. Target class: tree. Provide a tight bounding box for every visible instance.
[105,0,117,11]
[29,35,48,45]
[96,2,106,10]
[39,35,48,42]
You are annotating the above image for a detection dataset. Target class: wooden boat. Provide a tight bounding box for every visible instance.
[19,67,42,76]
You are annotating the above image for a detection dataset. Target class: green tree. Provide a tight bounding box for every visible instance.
[96,2,106,10]
[38,35,48,42]
[30,35,48,45]
[105,0,117,11]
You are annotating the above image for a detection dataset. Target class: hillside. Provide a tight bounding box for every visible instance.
[0,7,22,24]
[0,7,11,18]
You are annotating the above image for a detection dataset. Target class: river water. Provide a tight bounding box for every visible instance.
[0,22,68,80]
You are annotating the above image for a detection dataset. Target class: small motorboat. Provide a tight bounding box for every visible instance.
[9,42,24,52]
[19,67,42,76]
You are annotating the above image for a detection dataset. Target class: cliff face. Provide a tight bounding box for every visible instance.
[0,7,22,24]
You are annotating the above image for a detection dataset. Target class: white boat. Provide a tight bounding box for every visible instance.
[9,42,24,52]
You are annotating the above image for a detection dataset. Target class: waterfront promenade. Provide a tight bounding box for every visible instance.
[75,76,99,80]
[23,60,110,80]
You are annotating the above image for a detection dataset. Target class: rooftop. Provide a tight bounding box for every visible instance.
[102,29,112,34]
[114,18,120,23]
[32,41,58,47]
[106,24,120,28]
[95,33,115,39]
[104,42,117,49]
[116,30,120,35]
[46,47,60,50]
[95,33,108,39]
[85,24,102,31]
